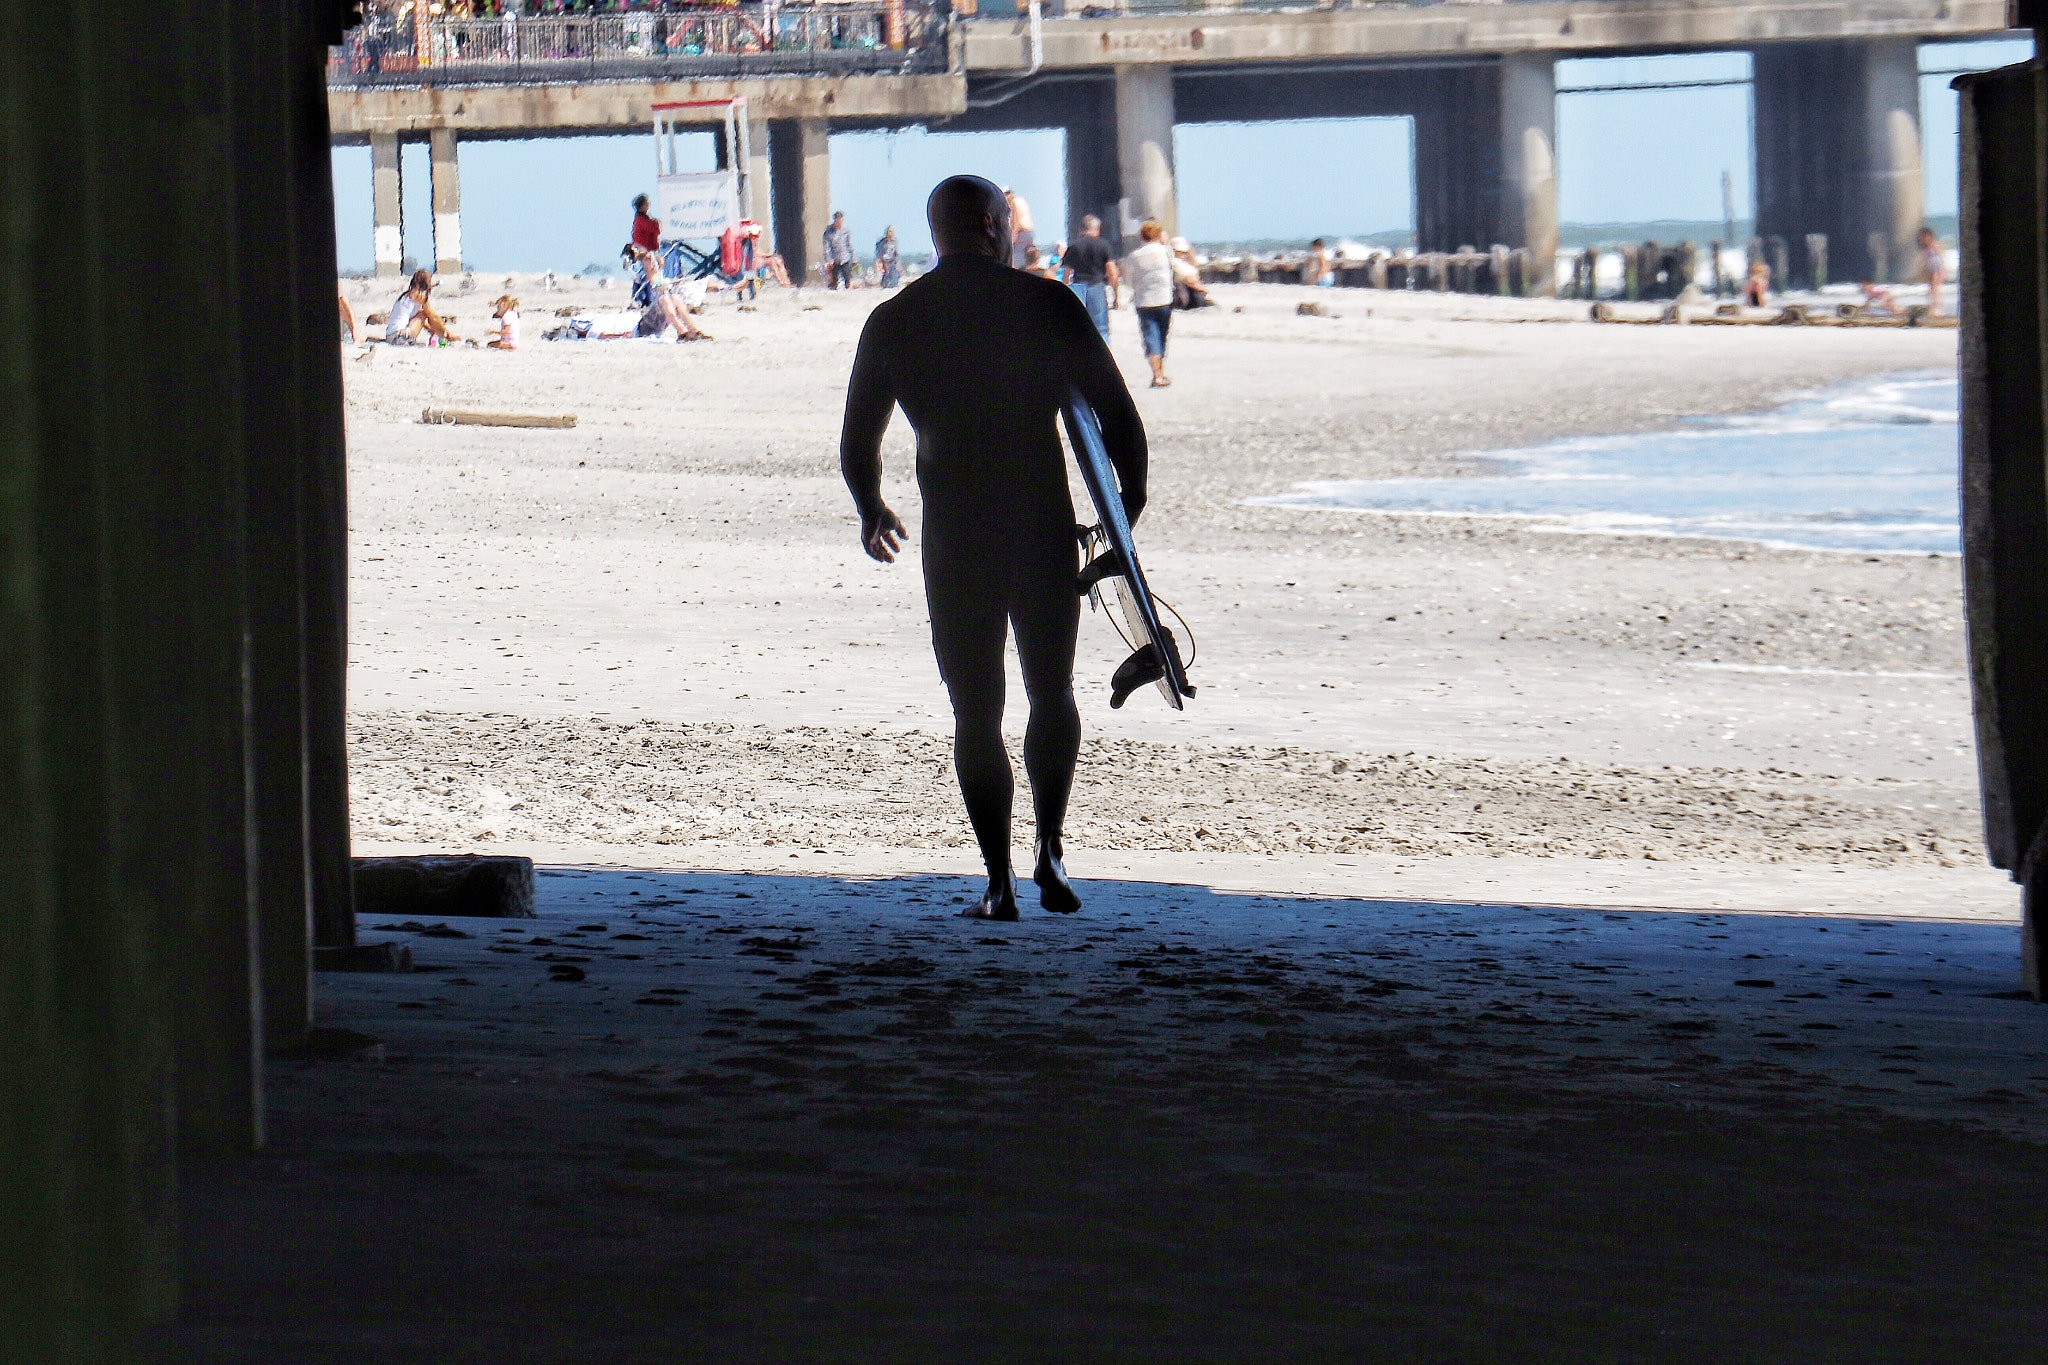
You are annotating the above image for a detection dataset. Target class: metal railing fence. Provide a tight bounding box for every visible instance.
[329,6,945,86]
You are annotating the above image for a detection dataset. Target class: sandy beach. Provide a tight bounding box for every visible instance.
[159,276,2048,1362]
[340,274,1995,915]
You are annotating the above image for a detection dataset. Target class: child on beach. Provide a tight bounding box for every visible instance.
[1742,257,1770,308]
[488,295,520,351]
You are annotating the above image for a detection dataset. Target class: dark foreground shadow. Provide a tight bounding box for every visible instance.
[172,867,2048,1362]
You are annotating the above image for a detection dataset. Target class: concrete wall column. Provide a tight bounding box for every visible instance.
[371,131,403,278]
[1499,53,1558,295]
[770,118,831,283]
[1956,65,2048,996]
[241,0,317,1046]
[1864,36,1924,286]
[1754,39,1924,285]
[430,127,462,276]
[1413,64,1502,254]
[1113,64,1177,235]
[746,115,774,234]
[1065,79,1122,245]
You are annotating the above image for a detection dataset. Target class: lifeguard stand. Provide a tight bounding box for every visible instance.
[642,98,753,294]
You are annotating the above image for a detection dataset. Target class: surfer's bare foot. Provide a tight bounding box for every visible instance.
[960,871,1019,921]
[1034,837,1081,913]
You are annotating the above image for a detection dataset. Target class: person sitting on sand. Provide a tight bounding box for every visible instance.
[748,222,794,289]
[488,294,520,350]
[1170,237,1211,309]
[1741,257,1770,308]
[1917,226,1947,317]
[1858,282,1898,316]
[386,268,457,346]
[631,246,712,342]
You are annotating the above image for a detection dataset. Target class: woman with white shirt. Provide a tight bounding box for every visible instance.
[1124,219,1177,388]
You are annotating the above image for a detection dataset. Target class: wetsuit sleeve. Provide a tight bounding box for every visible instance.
[1063,293,1149,522]
[839,310,897,519]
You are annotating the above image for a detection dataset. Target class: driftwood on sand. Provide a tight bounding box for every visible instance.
[420,408,577,428]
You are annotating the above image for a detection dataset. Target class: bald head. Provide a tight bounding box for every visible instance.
[926,175,1011,261]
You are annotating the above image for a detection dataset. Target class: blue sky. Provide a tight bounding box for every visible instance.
[333,37,2032,273]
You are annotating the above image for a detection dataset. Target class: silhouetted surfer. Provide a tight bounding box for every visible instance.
[841,176,1148,921]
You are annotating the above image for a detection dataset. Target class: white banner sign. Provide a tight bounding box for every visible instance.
[657,171,739,242]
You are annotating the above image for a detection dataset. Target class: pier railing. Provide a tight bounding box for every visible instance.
[328,6,947,87]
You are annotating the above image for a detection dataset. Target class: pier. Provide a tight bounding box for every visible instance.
[329,0,2013,288]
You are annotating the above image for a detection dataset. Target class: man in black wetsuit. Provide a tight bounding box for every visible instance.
[840,175,1148,921]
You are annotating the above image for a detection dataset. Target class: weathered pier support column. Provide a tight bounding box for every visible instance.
[1499,53,1558,296]
[1114,64,1177,235]
[746,114,774,232]
[371,130,403,277]
[430,127,462,276]
[1956,59,2048,999]
[1753,38,1923,284]
[770,118,831,283]
[1864,37,1926,285]
[1065,81,1122,244]
[5,0,355,1347]
[1413,64,1501,256]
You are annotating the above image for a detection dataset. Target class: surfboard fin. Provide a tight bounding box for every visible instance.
[1110,644,1167,709]
[1109,629,1197,709]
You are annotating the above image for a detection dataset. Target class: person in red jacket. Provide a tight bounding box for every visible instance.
[631,194,661,256]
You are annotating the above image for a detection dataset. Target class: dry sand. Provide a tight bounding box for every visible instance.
[162,277,2048,1364]
[339,274,1997,915]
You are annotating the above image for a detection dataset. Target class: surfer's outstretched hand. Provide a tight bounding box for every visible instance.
[861,506,909,563]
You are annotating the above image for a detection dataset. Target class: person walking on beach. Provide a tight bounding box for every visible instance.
[824,212,857,289]
[1062,214,1119,337]
[1125,219,1177,388]
[1917,226,1947,316]
[840,175,1147,920]
[1305,237,1334,288]
[1006,188,1036,270]
[876,226,902,288]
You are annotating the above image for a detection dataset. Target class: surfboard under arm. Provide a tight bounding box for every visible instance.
[1061,388,1195,710]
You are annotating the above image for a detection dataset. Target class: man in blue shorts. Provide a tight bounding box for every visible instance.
[1060,214,1120,338]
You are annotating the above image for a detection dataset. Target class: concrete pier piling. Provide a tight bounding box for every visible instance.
[770,118,831,283]
[371,130,402,277]
[1114,64,1177,235]
[1499,53,1558,298]
[1956,59,2048,999]
[430,128,462,276]
[1753,37,1923,285]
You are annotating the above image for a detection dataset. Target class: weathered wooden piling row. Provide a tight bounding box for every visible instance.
[1589,300,1957,327]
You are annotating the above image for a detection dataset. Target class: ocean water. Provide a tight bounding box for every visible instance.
[1251,369,1960,555]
